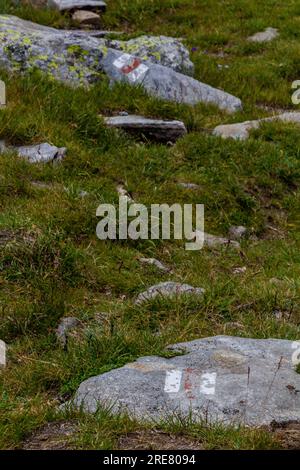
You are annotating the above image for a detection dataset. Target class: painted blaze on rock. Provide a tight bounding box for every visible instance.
[71,336,300,426]
[0,15,242,112]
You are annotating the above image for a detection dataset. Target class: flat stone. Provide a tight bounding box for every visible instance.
[228,225,247,240]
[248,27,279,43]
[72,10,101,26]
[139,257,171,273]
[56,317,80,348]
[0,79,6,108]
[0,16,242,112]
[135,281,205,305]
[213,112,300,140]
[48,0,106,11]
[71,336,300,426]
[104,115,187,143]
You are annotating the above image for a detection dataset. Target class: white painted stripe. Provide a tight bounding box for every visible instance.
[128,64,149,82]
[113,54,132,69]
[164,369,182,393]
[199,372,217,395]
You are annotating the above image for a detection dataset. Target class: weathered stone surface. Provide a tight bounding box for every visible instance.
[139,257,171,273]
[56,317,80,348]
[104,115,187,143]
[0,141,66,163]
[0,16,242,112]
[71,336,300,426]
[48,0,106,12]
[72,10,101,26]
[135,281,205,305]
[213,112,300,140]
[228,225,247,240]
[106,35,194,76]
[248,27,279,43]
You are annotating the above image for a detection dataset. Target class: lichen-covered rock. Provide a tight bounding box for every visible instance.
[106,35,194,75]
[0,15,242,112]
[248,27,279,43]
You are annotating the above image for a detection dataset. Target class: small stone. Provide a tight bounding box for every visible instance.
[79,190,89,198]
[232,266,247,275]
[56,317,80,348]
[228,225,247,240]
[135,281,205,305]
[139,257,171,273]
[116,184,134,203]
[213,112,300,140]
[104,115,187,143]
[72,10,101,27]
[248,27,279,43]
[1,143,67,164]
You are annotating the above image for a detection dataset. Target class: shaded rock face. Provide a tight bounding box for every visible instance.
[71,336,300,426]
[72,10,102,27]
[0,15,242,112]
[135,281,205,305]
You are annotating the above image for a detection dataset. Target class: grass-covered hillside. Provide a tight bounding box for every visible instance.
[0,0,299,449]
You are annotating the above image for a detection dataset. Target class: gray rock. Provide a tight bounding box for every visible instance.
[135,281,205,305]
[0,15,242,112]
[213,112,300,140]
[0,141,66,163]
[104,115,187,143]
[48,0,106,11]
[16,143,67,163]
[71,335,300,426]
[248,27,279,43]
[106,35,194,76]
[193,231,240,249]
[228,225,247,240]
[56,317,80,347]
[72,10,101,26]
[139,257,171,273]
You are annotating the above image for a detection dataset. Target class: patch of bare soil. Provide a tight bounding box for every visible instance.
[118,429,203,450]
[21,421,77,450]
[271,423,300,450]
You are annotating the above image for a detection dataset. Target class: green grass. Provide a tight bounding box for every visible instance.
[0,0,299,450]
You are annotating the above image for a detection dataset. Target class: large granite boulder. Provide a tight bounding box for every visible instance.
[71,336,300,426]
[0,15,242,112]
